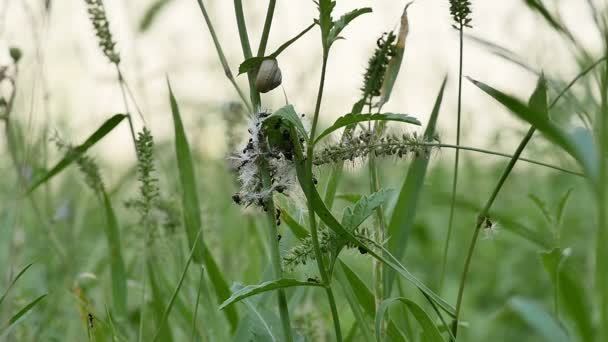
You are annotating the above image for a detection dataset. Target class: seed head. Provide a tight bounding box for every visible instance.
[449,0,473,29]
[84,0,120,64]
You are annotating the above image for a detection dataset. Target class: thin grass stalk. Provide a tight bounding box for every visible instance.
[195,0,252,114]
[257,0,276,57]
[441,25,464,291]
[191,265,205,342]
[451,57,606,339]
[596,48,608,342]
[307,51,343,341]
[232,2,293,340]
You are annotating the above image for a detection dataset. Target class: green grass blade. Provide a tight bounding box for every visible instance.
[138,0,171,32]
[27,114,127,194]
[151,228,202,342]
[279,207,310,239]
[314,113,420,145]
[0,294,47,338]
[167,79,204,263]
[101,190,128,315]
[376,298,445,342]
[147,260,174,342]
[508,297,570,342]
[0,263,33,307]
[219,279,323,310]
[201,242,238,331]
[468,76,598,183]
[334,264,374,342]
[385,77,447,295]
[327,7,372,46]
[336,261,406,342]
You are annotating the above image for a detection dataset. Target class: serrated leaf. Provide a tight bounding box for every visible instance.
[314,113,420,144]
[342,189,393,230]
[327,8,372,46]
[509,297,570,342]
[219,279,323,310]
[27,114,127,194]
[378,2,413,107]
[376,298,445,342]
[317,0,336,47]
[385,77,446,294]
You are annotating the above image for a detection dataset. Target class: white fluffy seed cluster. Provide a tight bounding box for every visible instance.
[231,112,296,211]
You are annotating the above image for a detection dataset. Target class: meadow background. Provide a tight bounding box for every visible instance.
[0,0,605,341]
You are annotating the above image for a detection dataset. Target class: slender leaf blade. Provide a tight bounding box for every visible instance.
[219,279,323,310]
[386,77,447,294]
[0,263,33,307]
[101,190,127,315]
[314,113,420,144]
[167,79,204,263]
[509,297,570,342]
[27,114,127,193]
[376,298,445,342]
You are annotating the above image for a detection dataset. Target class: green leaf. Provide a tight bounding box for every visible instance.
[101,190,127,315]
[327,7,372,46]
[219,279,323,310]
[0,263,33,307]
[27,114,127,194]
[335,193,362,204]
[317,0,336,48]
[202,242,239,331]
[239,23,316,75]
[314,113,420,144]
[540,249,593,341]
[385,77,447,294]
[238,57,266,76]
[139,0,171,32]
[335,261,407,342]
[378,2,413,107]
[342,189,393,230]
[509,297,570,342]
[147,260,174,342]
[279,208,309,240]
[263,105,309,143]
[167,79,204,263]
[334,263,374,341]
[468,76,598,184]
[376,298,445,342]
[0,294,47,337]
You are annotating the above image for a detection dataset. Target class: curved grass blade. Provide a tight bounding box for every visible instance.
[139,0,171,32]
[167,79,204,263]
[509,297,570,342]
[0,294,47,338]
[376,297,445,342]
[385,77,446,295]
[334,264,374,342]
[378,2,413,107]
[101,190,127,315]
[202,242,238,331]
[314,113,420,145]
[27,114,127,194]
[219,279,323,310]
[468,76,598,184]
[279,208,309,240]
[0,263,33,307]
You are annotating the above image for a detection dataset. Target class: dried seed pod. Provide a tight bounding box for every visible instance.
[255,59,282,93]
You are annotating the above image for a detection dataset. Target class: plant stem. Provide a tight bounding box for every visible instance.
[441,26,464,291]
[195,0,252,114]
[257,0,277,57]
[191,265,205,342]
[307,52,343,341]
[234,0,261,110]
[232,2,293,340]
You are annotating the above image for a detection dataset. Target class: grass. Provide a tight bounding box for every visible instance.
[1,1,608,341]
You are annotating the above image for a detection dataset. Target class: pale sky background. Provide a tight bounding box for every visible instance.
[0,0,605,167]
